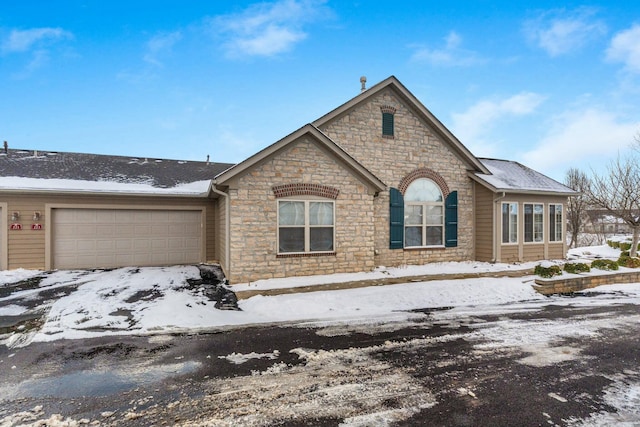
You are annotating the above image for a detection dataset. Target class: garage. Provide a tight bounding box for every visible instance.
[52,208,204,269]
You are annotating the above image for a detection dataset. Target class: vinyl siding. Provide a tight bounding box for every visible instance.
[1,193,216,270]
[474,183,494,262]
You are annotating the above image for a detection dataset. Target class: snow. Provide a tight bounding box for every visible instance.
[0,176,211,195]
[232,260,540,291]
[0,243,635,348]
[2,243,640,425]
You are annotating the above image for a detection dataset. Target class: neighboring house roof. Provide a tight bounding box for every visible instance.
[312,75,491,175]
[214,124,386,192]
[471,158,578,196]
[0,148,234,196]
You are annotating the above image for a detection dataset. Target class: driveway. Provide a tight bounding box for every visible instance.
[1,292,640,426]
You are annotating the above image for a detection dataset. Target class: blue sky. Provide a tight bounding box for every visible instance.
[2,1,640,181]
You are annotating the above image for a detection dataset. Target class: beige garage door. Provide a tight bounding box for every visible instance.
[52,209,203,269]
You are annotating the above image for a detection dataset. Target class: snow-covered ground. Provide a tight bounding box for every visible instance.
[2,243,640,426]
[0,243,637,348]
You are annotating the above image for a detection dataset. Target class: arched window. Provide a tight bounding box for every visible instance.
[404,178,444,247]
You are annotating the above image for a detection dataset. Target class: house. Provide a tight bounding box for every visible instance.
[584,209,633,235]
[0,76,577,283]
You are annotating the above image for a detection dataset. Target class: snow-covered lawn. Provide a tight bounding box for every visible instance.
[0,243,638,349]
[2,243,640,426]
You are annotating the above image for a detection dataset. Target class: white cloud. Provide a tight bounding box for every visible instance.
[410,31,483,66]
[2,27,73,54]
[606,24,640,73]
[523,8,606,57]
[451,92,546,156]
[144,31,183,66]
[521,109,640,177]
[210,0,332,58]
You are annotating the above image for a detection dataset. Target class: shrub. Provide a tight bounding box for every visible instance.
[619,255,640,268]
[563,262,591,274]
[608,240,620,249]
[534,264,562,278]
[621,251,630,257]
[591,259,619,271]
[620,242,632,252]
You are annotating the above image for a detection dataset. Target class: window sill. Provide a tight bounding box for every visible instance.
[403,246,445,251]
[277,252,336,258]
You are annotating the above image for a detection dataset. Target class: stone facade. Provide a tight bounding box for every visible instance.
[226,137,377,283]
[213,77,573,284]
[318,88,475,268]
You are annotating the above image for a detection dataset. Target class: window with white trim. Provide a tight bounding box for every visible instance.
[549,204,563,242]
[278,200,334,253]
[524,203,544,243]
[404,178,444,247]
[501,202,518,244]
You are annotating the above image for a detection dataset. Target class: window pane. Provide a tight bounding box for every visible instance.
[534,204,544,242]
[426,226,443,245]
[555,205,563,241]
[405,205,423,225]
[310,227,333,251]
[549,205,556,241]
[502,203,518,244]
[310,202,333,225]
[502,204,510,243]
[382,112,394,136]
[405,226,422,246]
[404,178,442,202]
[279,227,304,252]
[524,204,533,242]
[426,205,443,224]
[279,201,304,225]
[509,208,518,243]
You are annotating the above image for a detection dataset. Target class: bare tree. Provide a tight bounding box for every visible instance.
[564,168,591,248]
[589,154,640,257]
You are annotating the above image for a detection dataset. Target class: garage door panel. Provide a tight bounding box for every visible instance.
[132,211,153,223]
[76,225,97,236]
[151,239,168,250]
[95,240,114,250]
[96,225,115,235]
[75,211,97,222]
[115,239,132,250]
[76,240,96,251]
[184,223,200,236]
[53,209,203,269]
[134,225,152,235]
[95,211,115,222]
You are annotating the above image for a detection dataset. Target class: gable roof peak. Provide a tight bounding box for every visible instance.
[313,75,489,174]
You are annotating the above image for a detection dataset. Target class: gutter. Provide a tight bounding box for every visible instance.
[210,181,231,277]
[0,188,211,198]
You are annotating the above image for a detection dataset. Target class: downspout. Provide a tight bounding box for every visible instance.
[210,181,231,278]
[492,192,507,263]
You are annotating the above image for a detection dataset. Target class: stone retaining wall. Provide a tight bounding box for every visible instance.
[533,270,640,295]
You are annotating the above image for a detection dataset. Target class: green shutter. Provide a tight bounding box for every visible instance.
[445,191,458,248]
[382,112,394,136]
[389,187,404,249]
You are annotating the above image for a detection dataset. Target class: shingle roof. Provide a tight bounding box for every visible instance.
[473,158,577,195]
[0,148,235,193]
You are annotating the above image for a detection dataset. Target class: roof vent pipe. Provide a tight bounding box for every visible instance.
[206,154,210,165]
[3,141,7,154]
[360,76,367,92]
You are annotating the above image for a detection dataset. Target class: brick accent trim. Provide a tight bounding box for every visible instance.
[398,168,450,197]
[272,183,340,199]
[380,105,397,114]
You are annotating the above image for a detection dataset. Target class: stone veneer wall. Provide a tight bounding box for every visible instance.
[227,137,376,284]
[318,88,475,268]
